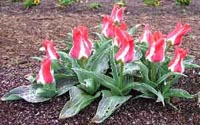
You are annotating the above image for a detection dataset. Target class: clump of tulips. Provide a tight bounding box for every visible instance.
[1,4,199,123]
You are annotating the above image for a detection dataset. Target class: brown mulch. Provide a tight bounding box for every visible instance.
[0,0,200,125]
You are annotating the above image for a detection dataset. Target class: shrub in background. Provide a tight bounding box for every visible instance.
[176,0,192,5]
[143,0,160,6]
[23,0,40,8]
[58,0,75,6]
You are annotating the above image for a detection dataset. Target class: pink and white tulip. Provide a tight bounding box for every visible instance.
[36,58,54,84]
[42,39,60,60]
[111,4,126,23]
[168,47,187,73]
[139,24,153,44]
[167,22,191,46]
[145,32,166,63]
[101,15,116,38]
[113,25,128,47]
[115,31,134,63]
[69,26,93,59]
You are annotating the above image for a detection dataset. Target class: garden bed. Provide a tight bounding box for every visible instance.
[0,0,200,124]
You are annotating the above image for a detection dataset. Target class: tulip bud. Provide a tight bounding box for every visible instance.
[36,58,54,84]
[69,26,93,59]
[168,47,187,73]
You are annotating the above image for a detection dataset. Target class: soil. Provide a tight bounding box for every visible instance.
[0,0,200,125]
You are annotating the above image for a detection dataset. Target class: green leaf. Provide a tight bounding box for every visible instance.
[184,63,200,68]
[162,74,182,94]
[57,80,76,96]
[72,68,121,95]
[133,93,155,100]
[132,82,157,94]
[121,82,136,94]
[59,87,100,119]
[123,76,136,90]
[54,74,77,96]
[54,74,76,81]
[58,51,72,64]
[95,55,109,73]
[109,47,119,83]
[72,66,100,94]
[78,78,99,95]
[1,85,51,103]
[135,61,156,87]
[36,88,57,98]
[183,55,200,68]
[164,88,193,99]
[134,48,143,61]
[51,59,60,68]
[128,24,141,35]
[156,72,186,86]
[71,58,81,69]
[156,91,165,106]
[25,74,36,83]
[93,32,107,43]
[91,90,131,123]
[162,81,171,94]
[123,62,140,76]
[131,82,165,105]
[86,41,110,73]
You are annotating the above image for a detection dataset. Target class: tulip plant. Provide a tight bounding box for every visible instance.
[1,4,199,123]
[1,39,76,102]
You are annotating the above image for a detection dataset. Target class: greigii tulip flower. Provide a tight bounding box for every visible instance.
[115,31,134,63]
[69,26,93,59]
[139,24,153,44]
[113,25,128,47]
[101,15,116,38]
[168,47,187,73]
[111,4,126,23]
[36,58,54,84]
[145,31,166,63]
[42,39,60,60]
[167,22,191,46]
[118,21,127,31]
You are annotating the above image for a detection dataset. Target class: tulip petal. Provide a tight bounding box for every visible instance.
[145,31,166,63]
[69,26,93,59]
[168,47,187,73]
[36,58,54,84]
[167,22,191,46]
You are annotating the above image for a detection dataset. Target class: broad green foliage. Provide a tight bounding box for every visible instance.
[91,90,131,123]
[59,86,100,119]
[1,77,76,103]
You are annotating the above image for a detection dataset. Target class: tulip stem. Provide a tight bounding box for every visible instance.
[150,62,157,82]
[118,62,124,89]
[165,43,172,54]
[79,58,87,69]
